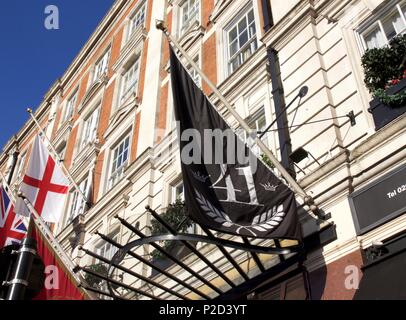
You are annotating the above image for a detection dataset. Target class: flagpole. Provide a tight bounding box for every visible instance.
[155,20,324,220]
[1,171,74,272]
[18,195,96,300]
[26,108,90,207]
[0,172,95,300]
[21,197,96,300]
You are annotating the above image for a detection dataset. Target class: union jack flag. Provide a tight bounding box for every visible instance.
[0,187,27,248]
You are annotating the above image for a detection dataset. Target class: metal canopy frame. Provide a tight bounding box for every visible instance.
[79,206,304,300]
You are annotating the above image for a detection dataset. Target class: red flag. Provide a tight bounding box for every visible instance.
[29,221,88,300]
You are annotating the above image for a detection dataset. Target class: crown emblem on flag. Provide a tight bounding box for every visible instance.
[260,182,278,192]
[192,171,211,183]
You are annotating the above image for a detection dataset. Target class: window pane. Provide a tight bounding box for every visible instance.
[230,56,240,73]
[128,4,146,38]
[227,8,257,74]
[238,17,247,34]
[364,26,386,49]
[81,108,99,149]
[229,39,239,57]
[229,27,238,43]
[93,51,110,82]
[249,21,256,38]
[180,0,200,34]
[248,10,255,24]
[383,11,405,40]
[173,183,185,202]
[121,60,139,102]
[109,136,131,189]
[239,30,249,47]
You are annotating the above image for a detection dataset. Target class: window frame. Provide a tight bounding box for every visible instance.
[56,140,67,161]
[67,176,89,224]
[127,2,147,42]
[92,48,111,83]
[107,134,132,191]
[93,228,120,270]
[237,105,270,154]
[224,5,258,76]
[357,1,406,52]
[14,151,27,182]
[80,106,101,151]
[119,56,141,105]
[185,54,201,87]
[171,181,185,203]
[63,90,78,123]
[179,0,201,36]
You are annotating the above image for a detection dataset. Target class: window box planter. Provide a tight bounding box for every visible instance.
[368,77,406,131]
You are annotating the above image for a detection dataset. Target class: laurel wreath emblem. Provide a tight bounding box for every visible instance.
[195,190,286,236]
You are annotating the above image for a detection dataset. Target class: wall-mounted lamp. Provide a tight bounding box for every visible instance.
[290,147,320,165]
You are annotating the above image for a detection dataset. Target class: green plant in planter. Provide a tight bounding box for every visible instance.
[260,153,275,169]
[361,34,406,107]
[84,263,122,293]
[150,200,193,260]
[84,263,108,288]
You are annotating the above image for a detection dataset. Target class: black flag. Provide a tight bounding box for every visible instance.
[170,47,302,240]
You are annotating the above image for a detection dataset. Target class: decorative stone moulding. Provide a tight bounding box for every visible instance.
[78,73,109,114]
[209,0,234,24]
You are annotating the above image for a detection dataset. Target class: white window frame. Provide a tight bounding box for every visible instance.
[15,152,27,182]
[67,177,89,223]
[108,134,131,190]
[224,5,258,76]
[171,181,185,203]
[179,0,200,36]
[357,1,406,52]
[63,90,77,123]
[127,2,147,42]
[186,54,201,87]
[56,140,67,161]
[80,107,101,151]
[92,49,111,83]
[119,57,140,105]
[237,106,269,150]
[93,229,120,267]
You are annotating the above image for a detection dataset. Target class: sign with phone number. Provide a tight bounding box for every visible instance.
[350,164,406,235]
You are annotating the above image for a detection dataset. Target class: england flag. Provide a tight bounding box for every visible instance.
[15,136,69,223]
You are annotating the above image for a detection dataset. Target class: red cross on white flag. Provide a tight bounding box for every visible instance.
[15,135,69,223]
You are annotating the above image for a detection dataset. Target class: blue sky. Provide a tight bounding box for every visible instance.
[0,0,114,150]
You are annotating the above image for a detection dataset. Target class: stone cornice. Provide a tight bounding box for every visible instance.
[178,23,205,51]
[209,0,234,24]
[52,119,73,147]
[78,73,109,114]
[70,142,101,178]
[104,103,138,141]
[112,26,148,73]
